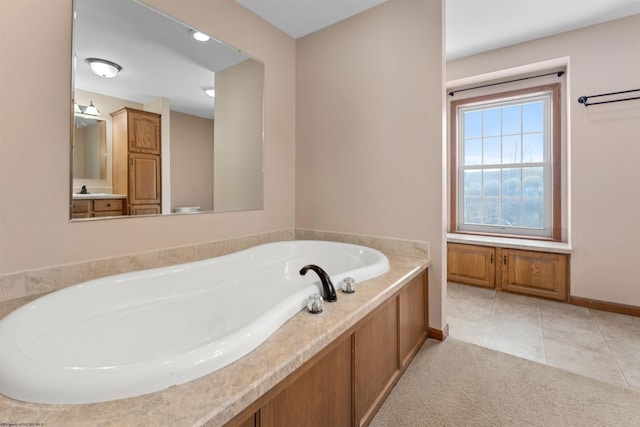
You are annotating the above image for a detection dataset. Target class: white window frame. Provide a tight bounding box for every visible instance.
[450,84,561,241]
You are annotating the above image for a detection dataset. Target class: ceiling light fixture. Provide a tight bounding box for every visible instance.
[204,88,215,98]
[191,30,210,42]
[86,58,122,78]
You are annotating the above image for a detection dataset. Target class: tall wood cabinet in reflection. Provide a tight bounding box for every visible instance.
[111,107,161,215]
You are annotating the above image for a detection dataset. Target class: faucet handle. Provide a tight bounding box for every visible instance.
[342,277,356,293]
[307,294,324,314]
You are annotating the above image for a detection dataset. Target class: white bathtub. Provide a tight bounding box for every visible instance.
[0,240,389,404]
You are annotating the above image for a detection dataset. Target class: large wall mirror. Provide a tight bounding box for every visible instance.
[71,0,264,220]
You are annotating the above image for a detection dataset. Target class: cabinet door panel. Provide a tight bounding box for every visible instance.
[354,299,398,426]
[270,337,351,427]
[500,248,568,300]
[447,243,495,288]
[72,200,90,214]
[128,110,160,154]
[129,205,161,216]
[129,154,161,205]
[399,272,427,368]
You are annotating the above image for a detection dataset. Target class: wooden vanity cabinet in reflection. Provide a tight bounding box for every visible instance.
[111,107,161,215]
[71,198,125,219]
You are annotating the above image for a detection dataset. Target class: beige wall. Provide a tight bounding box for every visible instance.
[170,111,214,212]
[295,0,446,329]
[448,15,640,306]
[0,0,295,275]
[214,59,264,211]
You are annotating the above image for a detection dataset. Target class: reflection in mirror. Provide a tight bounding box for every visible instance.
[73,115,106,180]
[71,0,264,220]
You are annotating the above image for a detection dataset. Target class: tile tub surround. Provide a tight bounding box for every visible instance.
[0,255,430,426]
[0,229,429,302]
[295,228,430,259]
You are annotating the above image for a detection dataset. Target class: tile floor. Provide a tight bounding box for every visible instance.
[447,282,640,390]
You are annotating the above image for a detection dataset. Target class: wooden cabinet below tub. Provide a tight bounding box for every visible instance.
[224,270,429,427]
[72,197,126,218]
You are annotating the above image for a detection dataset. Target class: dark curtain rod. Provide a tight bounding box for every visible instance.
[448,70,564,97]
[577,88,640,107]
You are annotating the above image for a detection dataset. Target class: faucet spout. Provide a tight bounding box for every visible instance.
[299,264,338,302]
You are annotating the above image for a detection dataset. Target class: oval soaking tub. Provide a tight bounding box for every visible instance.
[0,241,389,404]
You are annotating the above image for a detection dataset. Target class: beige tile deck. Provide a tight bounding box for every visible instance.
[448,282,640,390]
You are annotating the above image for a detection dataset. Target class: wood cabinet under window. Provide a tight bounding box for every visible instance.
[111,107,161,215]
[448,243,568,301]
[71,197,126,219]
[499,248,568,301]
[225,271,428,427]
[447,243,495,288]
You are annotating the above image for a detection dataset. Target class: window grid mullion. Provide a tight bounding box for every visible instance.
[458,94,551,235]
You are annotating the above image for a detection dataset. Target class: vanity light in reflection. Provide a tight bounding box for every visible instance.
[74,100,100,116]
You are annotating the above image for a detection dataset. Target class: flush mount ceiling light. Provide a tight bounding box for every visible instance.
[204,88,215,98]
[86,58,122,78]
[191,30,210,42]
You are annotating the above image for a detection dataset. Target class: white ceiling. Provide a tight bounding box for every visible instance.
[236,0,640,59]
[75,0,249,119]
[446,0,640,60]
[234,0,388,39]
[75,0,640,120]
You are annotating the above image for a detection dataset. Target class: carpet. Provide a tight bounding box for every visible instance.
[370,338,640,426]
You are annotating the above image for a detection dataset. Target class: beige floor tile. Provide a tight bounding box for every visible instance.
[483,309,544,362]
[544,339,627,387]
[481,328,545,363]
[539,299,596,333]
[446,282,459,299]
[447,316,485,345]
[485,310,542,336]
[603,334,640,390]
[449,287,495,309]
[491,292,540,320]
[448,298,492,323]
[542,322,609,353]
[447,283,640,390]
[591,309,640,341]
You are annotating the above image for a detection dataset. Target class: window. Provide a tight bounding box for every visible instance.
[450,84,561,240]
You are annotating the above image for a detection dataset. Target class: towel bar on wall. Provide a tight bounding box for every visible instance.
[577,88,640,106]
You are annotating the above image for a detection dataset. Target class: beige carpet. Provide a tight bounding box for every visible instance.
[371,338,640,426]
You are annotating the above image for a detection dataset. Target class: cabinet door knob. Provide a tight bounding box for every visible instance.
[490,254,494,264]
[504,255,507,265]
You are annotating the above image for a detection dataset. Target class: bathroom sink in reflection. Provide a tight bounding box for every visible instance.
[72,193,125,199]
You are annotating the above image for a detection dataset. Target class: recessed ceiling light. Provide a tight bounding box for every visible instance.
[192,31,210,42]
[86,58,122,78]
[204,88,215,98]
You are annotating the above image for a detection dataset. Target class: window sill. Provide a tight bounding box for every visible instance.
[446,233,572,254]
